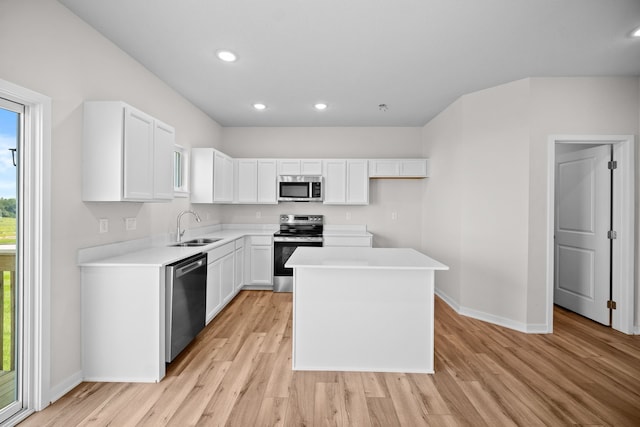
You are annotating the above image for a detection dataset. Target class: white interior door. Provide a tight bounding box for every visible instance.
[554,145,611,325]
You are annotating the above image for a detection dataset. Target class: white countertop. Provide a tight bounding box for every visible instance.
[78,228,275,268]
[78,224,373,268]
[286,247,449,270]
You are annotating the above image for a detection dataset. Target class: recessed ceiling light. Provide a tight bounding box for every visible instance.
[633,26,640,37]
[253,103,267,110]
[216,50,237,62]
[314,103,328,111]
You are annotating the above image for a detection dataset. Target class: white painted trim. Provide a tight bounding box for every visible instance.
[435,289,547,333]
[0,78,52,413]
[48,371,82,404]
[547,135,635,335]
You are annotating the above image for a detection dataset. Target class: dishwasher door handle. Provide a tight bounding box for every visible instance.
[176,258,206,278]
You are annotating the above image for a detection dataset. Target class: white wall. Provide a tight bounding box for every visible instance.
[220,127,425,248]
[422,79,531,327]
[0,0,224,397]
[422,76,640,331]
[527,77,640,327]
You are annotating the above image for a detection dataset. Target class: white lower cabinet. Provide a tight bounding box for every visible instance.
[234,238,245,292]
[206,242,234,323]
[81,265,166,382]
[247,235,273,286]
[323,235,372,247]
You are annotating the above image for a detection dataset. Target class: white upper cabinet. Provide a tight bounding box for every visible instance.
[234,159,277,204]
[82,101,175,202]
[257,160,278,203]
[191,148,233,203]
[152,120,176,200]
[277,159,322,176]
[323,159,369,205]
[368,159,429,178]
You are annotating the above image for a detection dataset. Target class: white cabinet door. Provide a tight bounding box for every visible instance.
[153,120,175,200]
[206,259,223,324]
[123,107,155,201]
[368,159,429,178]
[323,160,347,204]
[277,159,301,175]
[220,252,235,303]
[300,160,322,175]
[235,159,258,203]
[83,101,174,202]
[399,159,428,177]
[235,245,245,292]
[214,151,233,203]
[257,160,277,203]
[277,159,322,175]
[250,245,272,285]
[323,160,368,205]
[346,160,369,205]
[191,148,234,203]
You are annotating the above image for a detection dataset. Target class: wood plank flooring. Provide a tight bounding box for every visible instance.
[19,290,640,426]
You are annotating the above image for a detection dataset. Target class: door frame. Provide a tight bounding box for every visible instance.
[546,135,635,334]
[0,78,51,420]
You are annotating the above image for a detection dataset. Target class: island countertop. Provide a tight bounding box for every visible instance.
[285,247,449,270]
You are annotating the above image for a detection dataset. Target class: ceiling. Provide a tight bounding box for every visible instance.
[58,0,640,127]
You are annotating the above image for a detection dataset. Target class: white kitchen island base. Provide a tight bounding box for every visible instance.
[287,247,448,374]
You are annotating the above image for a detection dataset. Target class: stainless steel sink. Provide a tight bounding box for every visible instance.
[170,238,222,247]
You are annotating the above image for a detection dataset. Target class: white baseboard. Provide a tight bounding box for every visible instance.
[435,288,550,334]
[49,370,83,404]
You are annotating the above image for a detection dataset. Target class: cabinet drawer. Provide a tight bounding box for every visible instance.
[207,242,234,261]
[250,235,272,246]
[323,236,372,247]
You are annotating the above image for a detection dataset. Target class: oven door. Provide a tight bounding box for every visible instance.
[273,238,322,292]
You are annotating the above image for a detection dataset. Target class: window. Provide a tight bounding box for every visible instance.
[173,145,189,197]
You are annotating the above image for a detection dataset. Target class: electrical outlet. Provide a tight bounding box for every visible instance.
[99,218,108,233]
[125,217,137,231]
[346,211,351,220]
[256,211,261,219]
[391,212,398,220]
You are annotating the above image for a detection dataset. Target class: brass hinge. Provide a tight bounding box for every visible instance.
[608,160,617,170]
[607,300,617,310]
[607,230,617,239]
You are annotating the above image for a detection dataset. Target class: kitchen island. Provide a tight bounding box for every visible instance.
[286,247,448,373]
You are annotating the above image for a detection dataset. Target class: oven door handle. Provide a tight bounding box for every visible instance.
[274,236,324,243]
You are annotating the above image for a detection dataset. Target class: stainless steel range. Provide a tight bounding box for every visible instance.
[273,214,324,292]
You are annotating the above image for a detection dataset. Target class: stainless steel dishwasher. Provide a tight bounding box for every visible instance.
[165,253,207,362]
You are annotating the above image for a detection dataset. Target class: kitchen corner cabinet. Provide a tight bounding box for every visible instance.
[191,148,233,203]
[368,159,429,178]
[323,159,369,205]
[82,101,175,202]
[234,159,277,204]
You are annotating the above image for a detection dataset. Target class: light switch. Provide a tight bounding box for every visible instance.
[99,218,108,233]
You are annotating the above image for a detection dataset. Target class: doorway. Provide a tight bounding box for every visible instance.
[0,78,51,424]
[0,97,22,422]
[547,135,635,334]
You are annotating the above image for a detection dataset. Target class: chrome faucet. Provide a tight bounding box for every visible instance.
[176,210,201,242]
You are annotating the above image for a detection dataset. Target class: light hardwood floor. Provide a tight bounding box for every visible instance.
[20,290,640,426]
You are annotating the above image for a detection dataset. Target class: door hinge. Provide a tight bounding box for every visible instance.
[607,300,617,310]
[607,230,617,239]
[608,160,617,170]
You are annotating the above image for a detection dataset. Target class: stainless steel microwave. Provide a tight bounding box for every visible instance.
[277,175,323,202]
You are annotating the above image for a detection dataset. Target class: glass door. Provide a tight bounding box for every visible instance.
[0,97,23,422]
